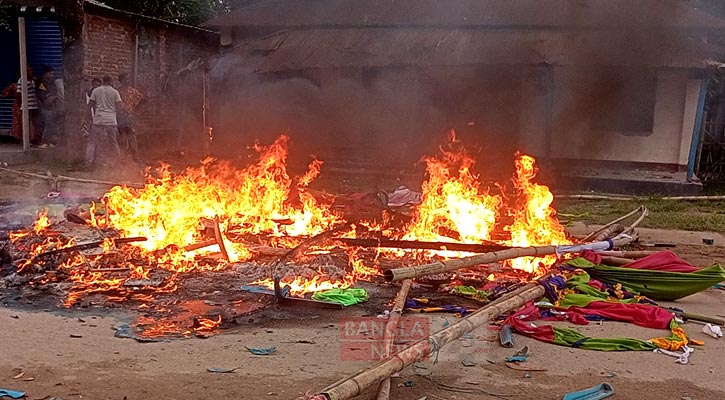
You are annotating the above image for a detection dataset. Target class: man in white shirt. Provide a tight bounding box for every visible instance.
[85,75,123,167]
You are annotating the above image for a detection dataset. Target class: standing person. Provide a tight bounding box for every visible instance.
[116,73,144,162]
[85,75,123,167]
[37,66,61,147]
[82,77,101,137]
[1,82,21,143]
[16,66,42,146]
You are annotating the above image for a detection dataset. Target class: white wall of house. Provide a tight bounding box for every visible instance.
[519,66,702,167]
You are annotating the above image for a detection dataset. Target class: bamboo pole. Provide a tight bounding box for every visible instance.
[592,223,624,242]
[375,279,412,400]
[581,206,644,242]
[558,194,725,202]
[318,282,546,400]
[384,235,637,282]
[335,237,509,253]
[599,256,636,266]
[595,250,657,259]
[0,167,144,188]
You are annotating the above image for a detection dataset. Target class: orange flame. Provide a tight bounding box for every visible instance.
[33,209,51,234]
[507,153,568,273]
[99,135,340,273]
[404,130,501,245]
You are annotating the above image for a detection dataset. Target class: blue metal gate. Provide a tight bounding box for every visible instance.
[0,15,63,136]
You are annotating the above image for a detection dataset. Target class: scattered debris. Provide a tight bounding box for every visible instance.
[0,388,26,399]
[702,323,723,339]
[246,346,277,355]
[206,367,239,373]
[562,383,615,400]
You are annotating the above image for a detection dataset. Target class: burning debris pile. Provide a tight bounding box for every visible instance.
[0,132,572,339]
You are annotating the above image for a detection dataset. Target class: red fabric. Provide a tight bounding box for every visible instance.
[563,301,673,330]
[621,251,699,273]
[506,302,556,342]
[582,250,603,264]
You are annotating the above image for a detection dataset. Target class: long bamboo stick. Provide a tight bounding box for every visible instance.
[384,235,637,282]
[581,205,644,242]
[335,237,509,253]
[375,279,412,400]
[595,250,657,259]
[599,256,636,266]
[317,282,546,400]
[0,166,143,188]
[558,194,725,201]
[592,223,624,242]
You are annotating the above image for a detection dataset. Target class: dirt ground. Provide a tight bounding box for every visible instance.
[2,162,725,399]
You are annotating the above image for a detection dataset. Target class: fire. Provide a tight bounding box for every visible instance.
[400,132,568,273]
[193,315,222,334]
[404,131,501,244]
[507,153,568,272]
[33,209,51,234]
[10,132,569,307]
[99,135,340,271]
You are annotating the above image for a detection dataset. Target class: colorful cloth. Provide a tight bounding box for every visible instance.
[506,302,685,351]
[583,250,699,273]
[311,288,368,306]
[451,285,488,301]
[566,258,725,300]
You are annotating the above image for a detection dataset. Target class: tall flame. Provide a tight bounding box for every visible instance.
[99,135,340,271]
[404,130,501,244]
[507,153,568,272]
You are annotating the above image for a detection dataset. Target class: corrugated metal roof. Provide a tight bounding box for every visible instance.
[206,0,725,29]
[234,28,720,71]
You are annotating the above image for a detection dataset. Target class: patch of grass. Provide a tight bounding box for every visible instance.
[556,198,725,233]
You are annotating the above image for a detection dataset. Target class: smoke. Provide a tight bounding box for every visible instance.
[208,54,521,180]
[205,0,707,181]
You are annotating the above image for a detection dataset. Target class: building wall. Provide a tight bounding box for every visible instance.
[520,67,698,166]
[81,13,216,152]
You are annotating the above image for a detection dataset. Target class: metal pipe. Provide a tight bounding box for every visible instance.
[687,78,708,180]
[18,16,29,151]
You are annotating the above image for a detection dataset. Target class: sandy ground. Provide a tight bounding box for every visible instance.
[2,163,725,399]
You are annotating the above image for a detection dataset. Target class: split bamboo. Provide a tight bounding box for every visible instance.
[384,235,637,282]
[318,282,546,400]
[375,279,412,400]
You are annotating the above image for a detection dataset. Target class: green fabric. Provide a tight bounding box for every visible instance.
[451,285,489,302]
[311,288,368,306]
[557,272,637,308]
[557,293,638,308]
[552,327,658,351]
[566,258,725,301]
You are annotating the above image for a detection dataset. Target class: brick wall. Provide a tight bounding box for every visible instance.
[80,13,218,154]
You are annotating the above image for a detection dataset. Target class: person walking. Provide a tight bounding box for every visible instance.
[85,75,123,167]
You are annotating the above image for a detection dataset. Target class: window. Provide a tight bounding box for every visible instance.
[590,68,656,134]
